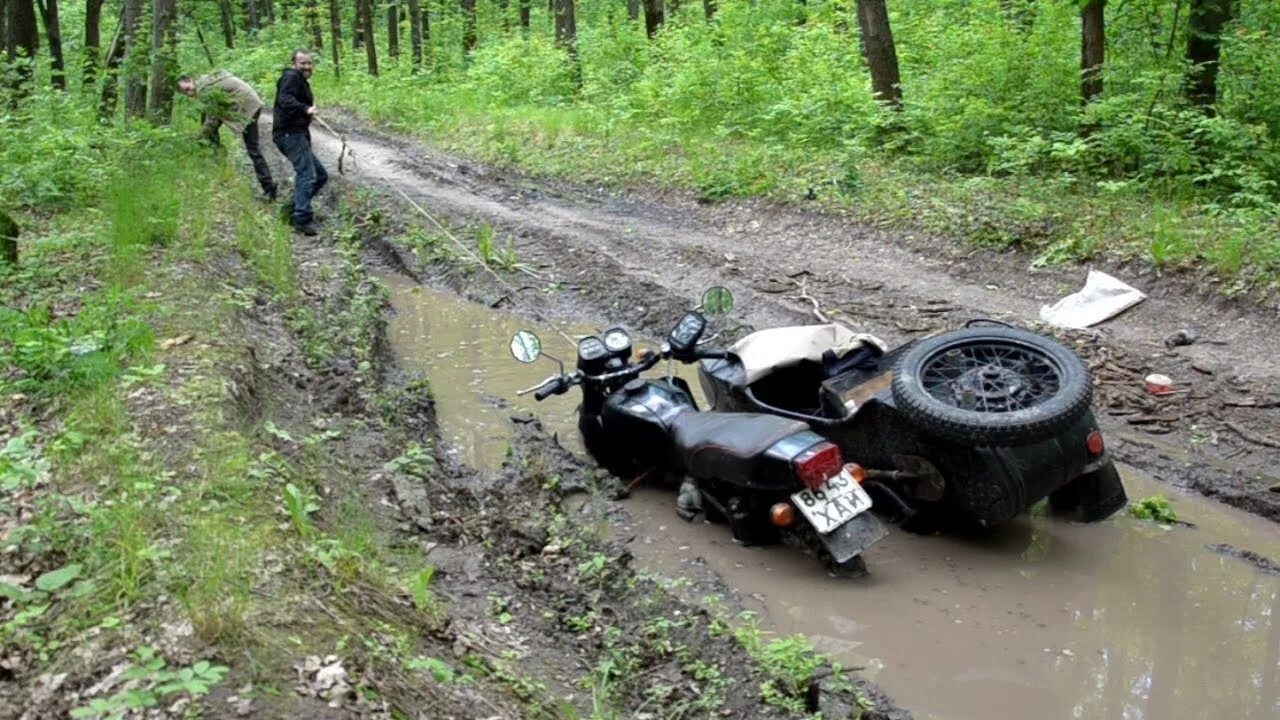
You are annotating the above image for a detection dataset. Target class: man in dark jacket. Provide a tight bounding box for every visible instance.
[272,49,327,236]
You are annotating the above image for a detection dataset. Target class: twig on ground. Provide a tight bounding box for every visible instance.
[793,278,831,324]
[1224,420,1280,449]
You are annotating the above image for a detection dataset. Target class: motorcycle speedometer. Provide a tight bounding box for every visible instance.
[603,327,632,355]
[578,336,607,362]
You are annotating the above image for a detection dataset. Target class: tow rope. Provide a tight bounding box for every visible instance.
[311,116,577,346]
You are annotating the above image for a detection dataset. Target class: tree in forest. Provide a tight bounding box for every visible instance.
[359,0,378,74]
[1185,0,1234,113]
[218,0,235,48]
[553,0,579,87]
[387,0,399,58]
[1080,0,1104,103]
[462,0,477,54]
[643,0,663,38]
[148,0,177,124]
[98,15,125,115]
[702,0,715,21]
[122,0,146,118]
[352,0,362,49]
[328,0,341,77]
[5,0,39,97]
[306,0,323,49]
[34,0,64,90]
[84,0,105,83]
[855,0,902,109]
[1,0,8,59]
[519,0,531,31]
[246,0,260,34]
[407,0,425,70]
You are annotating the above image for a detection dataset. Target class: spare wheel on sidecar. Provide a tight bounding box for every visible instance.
[890,326,1092,447]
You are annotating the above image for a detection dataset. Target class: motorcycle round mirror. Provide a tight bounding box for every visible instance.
[509,331,543,363]
[701,286,734,317]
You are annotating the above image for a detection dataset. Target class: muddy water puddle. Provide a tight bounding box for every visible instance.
[383,274,1280,720]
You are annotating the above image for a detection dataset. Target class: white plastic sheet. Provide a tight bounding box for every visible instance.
[1039,269,1146,329]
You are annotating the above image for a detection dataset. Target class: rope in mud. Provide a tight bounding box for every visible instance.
[312,117,578,346]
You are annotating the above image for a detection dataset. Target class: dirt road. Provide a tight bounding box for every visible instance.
[312,118,1280,522]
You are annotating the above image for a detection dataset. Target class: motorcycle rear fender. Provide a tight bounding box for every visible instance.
[817,512,889,564]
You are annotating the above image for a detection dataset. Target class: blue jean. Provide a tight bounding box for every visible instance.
[273,131,328,225]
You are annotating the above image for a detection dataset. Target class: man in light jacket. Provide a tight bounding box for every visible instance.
[177,70,277,201]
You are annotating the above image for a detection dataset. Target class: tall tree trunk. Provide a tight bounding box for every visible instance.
[1080,0,1104,103]
[218,0,234,47]
[387,0,399,57]
[122,0,146,118]
[84,0,104,84]
[245,0,259,32]
[461,0,476,54]
[1184,0,1233,113]
[497,0,508,32]
[407,0,423,70]
[519,0,531,31]
[855,0,902,109]
[359,0,378,74]
[262,0,274,24]
[328,0,340,77]
[34,0,63,89]
[6,0,39,97]
[702,0,715,21]
[642,0,662,38]
[0,211,18,267]
[553,0,578,86]
[98,13,125,116]
[352,0,362,49]
[1,0,8,61]
[626,0,639,22]
[148,0,177,124]
[306,0,322,48]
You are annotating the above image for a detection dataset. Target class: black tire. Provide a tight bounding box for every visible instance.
[891,327,1092,446]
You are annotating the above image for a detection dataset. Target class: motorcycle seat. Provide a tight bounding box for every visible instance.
[671,411,808,481]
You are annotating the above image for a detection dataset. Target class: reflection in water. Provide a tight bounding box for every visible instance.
[381,273,1280,720]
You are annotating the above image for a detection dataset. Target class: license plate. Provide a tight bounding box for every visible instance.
[792,470,873,535]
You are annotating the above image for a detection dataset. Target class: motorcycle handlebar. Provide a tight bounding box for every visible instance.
[523,343,716,402]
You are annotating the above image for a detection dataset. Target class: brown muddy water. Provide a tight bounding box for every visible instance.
[383,274,1280,720]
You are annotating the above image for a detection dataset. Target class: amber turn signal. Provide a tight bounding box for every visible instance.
[770,502,797,528]
[844,463,867,484]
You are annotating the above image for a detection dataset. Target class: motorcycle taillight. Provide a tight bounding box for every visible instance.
[794,442,843,491]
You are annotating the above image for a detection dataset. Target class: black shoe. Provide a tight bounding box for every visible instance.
[258,189,278,203]
[294,220,319,236]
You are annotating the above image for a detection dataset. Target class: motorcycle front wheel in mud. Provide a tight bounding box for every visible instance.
[891,327,1093,447]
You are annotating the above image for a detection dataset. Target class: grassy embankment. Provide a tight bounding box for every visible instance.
[2,91,883,718]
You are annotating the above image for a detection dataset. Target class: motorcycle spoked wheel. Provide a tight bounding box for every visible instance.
[891,327,1092,447]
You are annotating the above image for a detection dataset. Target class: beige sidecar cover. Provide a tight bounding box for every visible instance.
[728,324,889,385]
